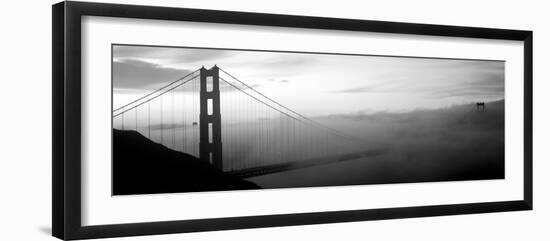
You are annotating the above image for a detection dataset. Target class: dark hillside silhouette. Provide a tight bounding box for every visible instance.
[113,129,260,195]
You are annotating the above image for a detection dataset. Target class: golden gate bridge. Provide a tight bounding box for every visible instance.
[113,66,378,177]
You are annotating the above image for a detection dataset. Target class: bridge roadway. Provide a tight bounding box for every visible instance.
[226,149,385,178]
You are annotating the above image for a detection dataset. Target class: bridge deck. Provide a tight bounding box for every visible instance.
[226,149,385,178]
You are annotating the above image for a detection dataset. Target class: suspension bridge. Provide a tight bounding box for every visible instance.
[113,66,377,178]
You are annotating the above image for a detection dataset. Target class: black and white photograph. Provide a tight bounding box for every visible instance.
[0,0,543,240]
[112,44,505,195]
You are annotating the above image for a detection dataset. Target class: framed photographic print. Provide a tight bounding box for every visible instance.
[52,1,533,240]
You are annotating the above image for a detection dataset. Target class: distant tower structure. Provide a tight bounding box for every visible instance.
[199,66,223,170]
[476,102,486,112]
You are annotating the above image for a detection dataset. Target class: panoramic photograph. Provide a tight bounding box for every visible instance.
[111,44,505,195]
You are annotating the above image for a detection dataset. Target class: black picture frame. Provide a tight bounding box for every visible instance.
[52,1,533,240]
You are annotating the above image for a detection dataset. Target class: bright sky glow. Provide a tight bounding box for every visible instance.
[113,45,504,117]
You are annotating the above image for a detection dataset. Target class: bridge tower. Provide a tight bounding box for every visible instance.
[199,66,223,170]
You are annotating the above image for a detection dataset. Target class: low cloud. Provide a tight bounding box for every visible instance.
[331,60,504,101]
[331,82,400,93]
[267,78,289,83]
[113,45,233,65]
[113,59,194,90]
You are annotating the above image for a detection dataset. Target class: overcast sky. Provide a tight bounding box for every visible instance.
[113,45,504,117]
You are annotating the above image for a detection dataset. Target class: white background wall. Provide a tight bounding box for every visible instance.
[0,0,547,240]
